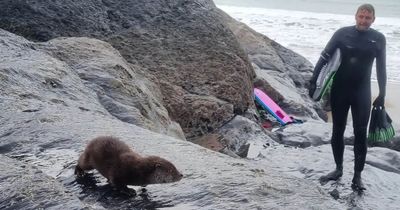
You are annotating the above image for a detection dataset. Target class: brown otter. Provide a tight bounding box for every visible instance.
[75,136,183,189]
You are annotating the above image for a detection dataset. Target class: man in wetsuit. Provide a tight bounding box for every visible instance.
[308,4,387,190]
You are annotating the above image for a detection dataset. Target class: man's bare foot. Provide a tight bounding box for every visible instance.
[351,174,366,191]
[320,167,343,184]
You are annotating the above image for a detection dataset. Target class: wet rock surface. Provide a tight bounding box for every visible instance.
[0,0,255,139]
[0,155,85,210]
[40,36,185,140]
[1,122,346,209]
[271,119,352,148]
[0,28,184,140]
[249,144,400,209]
[1,1,400,209]
[0,97,345,209]
[217,115,277,157]
[0,29,345,209]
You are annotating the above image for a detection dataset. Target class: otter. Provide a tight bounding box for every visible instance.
[75,136,183,189]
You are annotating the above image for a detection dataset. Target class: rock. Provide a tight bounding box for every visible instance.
[237,143,251,158]
[366,147,400,174]
[190,133,225,152]
[268,117,400,153]
[216,115,277,156]
[0,29,184,140]
[219,147,242,158]
[0,0,256,139]
[272,119,352,148]
[367,135,400,152]
[0,155,86,209]
[0,28,345,209]
[329,189,340,200]
[255,144,400,209]
[2,1,399,209]
[217,9,328,121]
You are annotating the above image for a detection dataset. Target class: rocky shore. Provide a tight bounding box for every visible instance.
[1,0,400,209]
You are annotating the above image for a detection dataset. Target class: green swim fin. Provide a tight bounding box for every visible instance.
[368,106,395,144]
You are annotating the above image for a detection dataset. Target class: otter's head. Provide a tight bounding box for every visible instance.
[146,156,183,184]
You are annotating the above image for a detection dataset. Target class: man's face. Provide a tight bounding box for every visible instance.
[355,9,375,31]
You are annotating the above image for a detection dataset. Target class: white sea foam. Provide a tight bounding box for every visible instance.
[218,5,400,83]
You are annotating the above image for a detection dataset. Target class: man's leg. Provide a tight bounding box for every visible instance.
[320,92,350,182]
[351,91,371,190]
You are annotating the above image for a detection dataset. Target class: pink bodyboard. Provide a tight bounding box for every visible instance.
[254,88,293,125]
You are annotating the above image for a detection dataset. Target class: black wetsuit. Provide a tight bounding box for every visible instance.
[311,26,386,173]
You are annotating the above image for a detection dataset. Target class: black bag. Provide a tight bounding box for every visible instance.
[368,106,395,143]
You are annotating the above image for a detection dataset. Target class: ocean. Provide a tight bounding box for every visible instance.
[214,0,400,83]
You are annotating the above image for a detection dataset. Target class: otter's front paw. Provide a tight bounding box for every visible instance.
[74,165,85,177]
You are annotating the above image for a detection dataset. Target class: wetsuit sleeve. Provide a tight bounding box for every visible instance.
[376,34,387,98]
[310,30,341,84]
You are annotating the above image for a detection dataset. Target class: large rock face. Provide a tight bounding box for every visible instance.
[0,29,345,210]
[0,29,184,140]
[0,0,255,139]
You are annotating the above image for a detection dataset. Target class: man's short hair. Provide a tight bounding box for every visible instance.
[357,4,375,16]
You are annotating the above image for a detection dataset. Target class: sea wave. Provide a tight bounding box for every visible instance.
[218,5,400,83]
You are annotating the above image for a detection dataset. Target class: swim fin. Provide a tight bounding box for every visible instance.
[368,106,395,144]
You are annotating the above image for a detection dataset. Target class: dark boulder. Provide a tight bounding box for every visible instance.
[0,0,256,139]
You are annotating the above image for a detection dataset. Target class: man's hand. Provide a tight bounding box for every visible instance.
[308,82,316,98]
[373,94,385,107]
